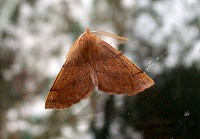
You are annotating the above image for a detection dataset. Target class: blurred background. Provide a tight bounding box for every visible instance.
[0,0,200,139]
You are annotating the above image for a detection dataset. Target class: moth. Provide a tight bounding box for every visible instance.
[45,28,154,109]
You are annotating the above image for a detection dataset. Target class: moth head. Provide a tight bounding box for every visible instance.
[79,28,101,46]
[85,28,91,34]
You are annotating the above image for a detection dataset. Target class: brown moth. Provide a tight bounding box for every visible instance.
[45,28,154,109]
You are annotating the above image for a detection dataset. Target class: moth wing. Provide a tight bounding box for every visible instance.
[45,60,95,109]
[93,41,154,96]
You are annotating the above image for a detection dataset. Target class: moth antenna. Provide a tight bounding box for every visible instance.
[74,28,92,47]
[66,32,85,59]
[92,30,128,41]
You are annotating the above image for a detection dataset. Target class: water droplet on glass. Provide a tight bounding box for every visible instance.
[184,111,190,117]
